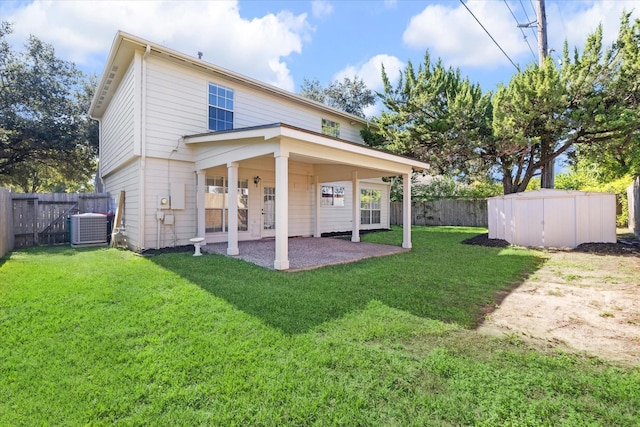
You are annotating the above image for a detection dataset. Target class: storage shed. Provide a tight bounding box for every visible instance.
[487,189,616,248]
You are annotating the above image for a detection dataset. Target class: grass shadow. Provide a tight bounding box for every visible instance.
[151,226,545,335]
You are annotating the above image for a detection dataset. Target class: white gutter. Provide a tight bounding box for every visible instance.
[140,44,150,250]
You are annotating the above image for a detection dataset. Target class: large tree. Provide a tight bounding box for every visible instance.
[370,52,494,182]
[0,22,98,192]
[567,13,640,181]
[492,56,567,193]
[494,14,640,193]
[371,13,640,195]
[299,76,375,118]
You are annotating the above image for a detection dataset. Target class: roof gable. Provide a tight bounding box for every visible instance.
[89,31,372,127]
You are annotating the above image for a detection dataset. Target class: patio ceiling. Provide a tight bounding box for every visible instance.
[184,122,429,179]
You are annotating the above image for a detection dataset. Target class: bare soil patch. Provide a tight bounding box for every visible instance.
[468,235,640,366]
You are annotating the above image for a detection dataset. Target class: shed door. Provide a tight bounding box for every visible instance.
[515,199,543,247]
[544,197,576,248]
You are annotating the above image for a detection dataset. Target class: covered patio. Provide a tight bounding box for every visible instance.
[204,236,408,271]
[186,123,428,270]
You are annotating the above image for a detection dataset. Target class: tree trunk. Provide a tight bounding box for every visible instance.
[540,138,555,189]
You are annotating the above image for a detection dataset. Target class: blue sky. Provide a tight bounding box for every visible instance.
[2,0,638,116]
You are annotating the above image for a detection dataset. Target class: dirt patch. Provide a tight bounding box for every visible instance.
[470,236,640,366]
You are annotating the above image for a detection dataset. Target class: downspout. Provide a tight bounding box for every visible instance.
[96,118,103,191]
[140,44,150,250]
[87,112,102,194]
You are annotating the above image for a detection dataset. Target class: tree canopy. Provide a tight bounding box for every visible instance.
[566,13,640,181]
[368,13,640,195]
[372,53,494,182]
[299,76,375,118]
[0,22,98,192]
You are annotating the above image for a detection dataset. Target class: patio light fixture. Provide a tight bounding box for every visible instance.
[253,176,261,187]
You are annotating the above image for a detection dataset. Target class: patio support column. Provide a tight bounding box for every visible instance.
[196,170,206,239]
[227,162,239,256]
[402,172,412,249]
[274,152,289,270]
[351,171,360,243]
[314,175,321,238]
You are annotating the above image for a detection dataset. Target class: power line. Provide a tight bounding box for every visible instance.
[458,0,520,71]
[520,0,539,43]
[504,0,537,62]
[553,0,568,41]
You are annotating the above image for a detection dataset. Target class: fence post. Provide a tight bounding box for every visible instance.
[0,187,14,257]
[32,197,39,245]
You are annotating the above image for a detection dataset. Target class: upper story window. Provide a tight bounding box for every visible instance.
[321,118,340,138]
[208,83,234,131]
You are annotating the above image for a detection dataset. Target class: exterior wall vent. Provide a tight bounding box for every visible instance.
[71,213,108,246]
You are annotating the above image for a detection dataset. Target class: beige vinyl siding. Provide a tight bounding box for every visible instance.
[103,158,140,250]
[144,57,205,161]
[288,162,313,237]
[235,86,364,143]
[101,61,136,176]
[318,180,390,234]
[142,54,364,160]
[142,157,197,249]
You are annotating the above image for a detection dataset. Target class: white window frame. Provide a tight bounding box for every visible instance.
[205,176,248,232]
[360,189,381,225]
[321,118,340,138]
[321,185,345,207]
[208,83,234,131]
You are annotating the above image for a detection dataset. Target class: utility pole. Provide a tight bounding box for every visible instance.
[537,0,554,188]
[537,0,548,67]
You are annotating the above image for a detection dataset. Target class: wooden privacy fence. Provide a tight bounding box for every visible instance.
[391,199,488,227]
[12,193,111,248]
[0,187,14,258]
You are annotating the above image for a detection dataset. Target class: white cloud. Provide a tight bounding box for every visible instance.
[333,54,405,117]
[1,0,311,91]
[333,54,405,92]
[403,1,527,69]
[311,0,334,19]
[384,0,397,9]
[402,0,640,71]
[546,1,640,56]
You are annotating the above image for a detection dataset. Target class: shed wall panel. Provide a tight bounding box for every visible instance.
[488,190,616,248]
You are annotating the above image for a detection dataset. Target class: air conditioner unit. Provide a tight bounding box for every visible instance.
[71,213,108,246]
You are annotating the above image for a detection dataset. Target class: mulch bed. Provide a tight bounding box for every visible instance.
[139,245,194,256]
[463,233,640,255]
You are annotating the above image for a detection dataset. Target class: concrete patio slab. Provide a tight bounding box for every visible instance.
[203,237,408,271]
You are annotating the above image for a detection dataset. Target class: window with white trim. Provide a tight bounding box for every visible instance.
[321,186,345,207]
[321,118,340,138]
[360,189,381,225]
[205,176,248,232]
[208,83,234,131]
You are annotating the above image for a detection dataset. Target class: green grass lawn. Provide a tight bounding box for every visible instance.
[1,226,638,426]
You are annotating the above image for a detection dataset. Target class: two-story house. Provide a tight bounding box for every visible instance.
[89,31,428,270]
